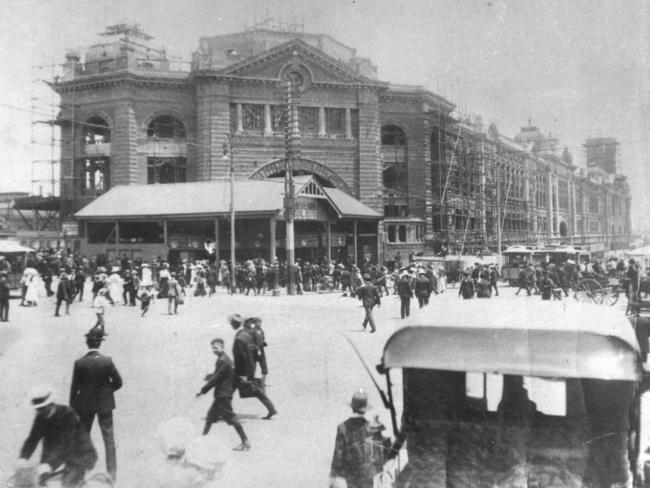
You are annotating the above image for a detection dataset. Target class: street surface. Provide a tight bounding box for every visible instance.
[0,282,634,487]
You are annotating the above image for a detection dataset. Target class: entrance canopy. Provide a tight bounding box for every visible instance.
[75,176,381,221]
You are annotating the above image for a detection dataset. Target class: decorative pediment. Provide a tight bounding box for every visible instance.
[217,39,375,86]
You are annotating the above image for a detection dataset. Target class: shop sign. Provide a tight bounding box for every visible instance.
[62,221,78,236]
[295,234,319,247]
[294,198,318,220]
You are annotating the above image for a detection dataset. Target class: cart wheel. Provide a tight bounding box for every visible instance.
[601,287,620,306]
[581,278,604,304]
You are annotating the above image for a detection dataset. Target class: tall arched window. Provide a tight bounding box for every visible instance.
[382,125,408,217]
[146,115,187,184]
[147,115,186,139]
[84,116,110,144]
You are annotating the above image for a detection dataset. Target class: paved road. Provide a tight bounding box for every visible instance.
[0,281,632,487]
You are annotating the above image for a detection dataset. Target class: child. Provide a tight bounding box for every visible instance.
[93,288,110,328]
[137,285,153,317]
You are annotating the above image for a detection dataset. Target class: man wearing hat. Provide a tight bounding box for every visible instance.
[0,270,10,321]
[414,270,432,309]
[19,385,97,487]
[230,314,277,419]
[54,273,73,317]
[396,271,413,319]
[330,389,388,488]
[69,326,122,481]
[355,275,381,333]
[196,337,250,451]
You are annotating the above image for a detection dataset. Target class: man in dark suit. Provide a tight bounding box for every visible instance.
[0,270,10,321]
[230,314,277,419]
[196,337,250,451]
[69,326,122,481]
[396,272,413,319]
[19,385,97,487]
[356,275,381,333]
[55,273,72,317]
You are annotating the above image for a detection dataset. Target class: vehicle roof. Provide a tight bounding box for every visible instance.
[381,300,642,380]
[503,245,589,254]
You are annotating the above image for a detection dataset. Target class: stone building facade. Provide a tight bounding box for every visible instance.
[53,24,630,262]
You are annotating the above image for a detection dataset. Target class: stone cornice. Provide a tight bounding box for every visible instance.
[53,71,192,93]
[191,72,387,91]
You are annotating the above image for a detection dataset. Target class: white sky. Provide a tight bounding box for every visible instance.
[0,0,648,227]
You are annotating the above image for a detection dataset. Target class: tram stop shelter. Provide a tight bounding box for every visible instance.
[74,176,382,266]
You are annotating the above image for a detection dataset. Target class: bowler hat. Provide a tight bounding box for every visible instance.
[85,325,106,341]
[348,389,370,413]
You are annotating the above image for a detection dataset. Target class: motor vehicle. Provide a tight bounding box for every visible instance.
[376,300,649,487]
[501,245,590,286]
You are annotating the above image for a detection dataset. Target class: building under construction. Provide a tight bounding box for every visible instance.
[43,22,629,262]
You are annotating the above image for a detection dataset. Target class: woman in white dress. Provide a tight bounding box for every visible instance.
[106,267,124,305]
[141,262,153,287]
[24,274,39,306]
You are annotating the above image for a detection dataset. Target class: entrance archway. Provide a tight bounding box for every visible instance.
[559,220,568,237]
[249,158,351,193]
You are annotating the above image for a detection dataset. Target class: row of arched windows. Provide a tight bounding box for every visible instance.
[78,115,188,195]
[82,115,187,144]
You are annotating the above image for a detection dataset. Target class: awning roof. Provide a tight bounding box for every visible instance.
[0,240,36,253]
[381,300,642,380]
[75,178,382,220]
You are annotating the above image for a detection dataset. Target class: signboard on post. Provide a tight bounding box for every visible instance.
[62,221,79,237]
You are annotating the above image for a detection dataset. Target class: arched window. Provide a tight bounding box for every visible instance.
[84,116,110,144]
[382,125,409,217]
[147,115,186,139]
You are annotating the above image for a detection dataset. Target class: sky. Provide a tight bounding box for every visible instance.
[0,0,648,226]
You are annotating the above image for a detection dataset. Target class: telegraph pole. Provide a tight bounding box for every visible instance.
[284,77,300,295]
[224,134,236,294]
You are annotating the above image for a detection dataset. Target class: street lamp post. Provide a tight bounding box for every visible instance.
[223,134,236,294]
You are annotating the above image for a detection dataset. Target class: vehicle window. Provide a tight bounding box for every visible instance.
[465,373,566,416]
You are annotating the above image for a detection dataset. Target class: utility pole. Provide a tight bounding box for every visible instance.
[284,77,300,295]
[496,163,502,258]
[223,134,236,294]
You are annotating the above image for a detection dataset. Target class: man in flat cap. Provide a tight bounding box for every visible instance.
[196,337,251,451]
[19,385,97,487]
[69,325,122,482]
[230,314,277,419]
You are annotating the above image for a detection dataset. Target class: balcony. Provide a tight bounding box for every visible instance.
[82,143,111,157]
[142,140,187,157]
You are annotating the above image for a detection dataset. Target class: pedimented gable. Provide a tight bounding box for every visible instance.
[219,39,374,85]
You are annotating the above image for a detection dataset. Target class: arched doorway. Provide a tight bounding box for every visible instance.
[559,220,568,237]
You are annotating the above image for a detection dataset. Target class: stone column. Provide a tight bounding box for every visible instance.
[554,175,560,239]
[356,89,381,211]
[264,104,272,136]
[112,101,139,186]
[318,107,326,137]
[196,82,231,182]
[547,170,554,239]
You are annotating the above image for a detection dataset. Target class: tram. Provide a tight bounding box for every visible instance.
[501,245,590,286]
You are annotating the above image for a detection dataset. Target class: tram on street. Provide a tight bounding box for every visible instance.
[501,245,591,285]
[376,300,650,487]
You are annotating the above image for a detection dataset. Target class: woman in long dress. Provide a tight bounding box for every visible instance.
[106,267,124,305]
[24,274,39,306]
